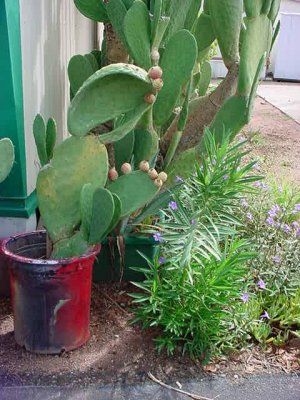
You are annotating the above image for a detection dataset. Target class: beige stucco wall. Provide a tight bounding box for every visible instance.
[20,0,96,194]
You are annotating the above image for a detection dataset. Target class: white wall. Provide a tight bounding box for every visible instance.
[19,0,96,195]
[269,0,300,74]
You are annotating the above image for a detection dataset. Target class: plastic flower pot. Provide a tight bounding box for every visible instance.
[93,235,159,283]
[0,239,10,297]
[2,230,100,354]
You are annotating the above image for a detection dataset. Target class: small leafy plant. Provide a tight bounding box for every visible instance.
[237,180,300,346]
[131,133,258,359]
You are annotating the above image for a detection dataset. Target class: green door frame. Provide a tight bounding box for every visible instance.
[0,0,36,218]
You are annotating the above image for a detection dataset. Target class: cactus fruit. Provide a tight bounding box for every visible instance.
[152,79,164,92]
[121,163,132,175]
[157,172,168,183]
[139,160,150,172]
[148,168,158,180]
[144,93,156,104]
[108,168,119,181]
[0,138,14,184]
[154,178,163,188]
[148,66,163,80]
[151,49,160,63]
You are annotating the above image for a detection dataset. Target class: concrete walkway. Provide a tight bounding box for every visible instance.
[0,375,300,400]
[257,81,300,124]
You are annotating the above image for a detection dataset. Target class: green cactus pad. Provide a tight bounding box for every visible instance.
[68,63,153,136]
[133,128,158,167]
[91,50,102,69]
[210,0,243,66]
[198,61,212,96]
[244,0,264,17]
[68,55,95,96]
[238,15,272,96]
[80,183,94,241]
[124,0,151,70]
[184,0,202,31]
[85,53,99,72]
[98,103,150,144]
[269,0,281,22]
[122,0,135,8]
[46,118,56,160]
[246,54,266,122]
[33,114,48,167]
[52,231,90,259]
[104,193,122,238]
[194,13,215,54]
[166,147,198,185]
[114,130,135,174]
[153,30,197,126]
[107,170,159,217]
[74,0,108,22]
[106,0,128,47]
[37,135,108,242]
[152,0,162,41]
[88,187,115,244]
[209,96,248,143]
[0,138,14,184]
[162,0,196,46]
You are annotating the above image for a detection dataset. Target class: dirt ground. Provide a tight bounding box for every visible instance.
[0,97,300,387]
[243,97,300,185]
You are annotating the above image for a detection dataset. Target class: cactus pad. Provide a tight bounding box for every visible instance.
[124,0,152,70]
[46,118,57,160]
[153,30,197,126]
[133,128,158,168]
[106,0,128,47]
[238,15,272,96]
[114,130,135,174]
[33,114,48,166]
[68,63,153,136]
[194,13,216,54]
[198,61,212,96]
[107,170,159,217]
[74,0,108,22]
[68,54,96,96]
[37,135,108,242]
[210,0,243,67]
[0,138,14,184]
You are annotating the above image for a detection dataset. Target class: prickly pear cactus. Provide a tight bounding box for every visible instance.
[70,0,281,185]
[0,138,14,184]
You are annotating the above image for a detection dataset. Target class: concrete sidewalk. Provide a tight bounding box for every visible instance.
[0,375,300,400]
[257,81,300,124]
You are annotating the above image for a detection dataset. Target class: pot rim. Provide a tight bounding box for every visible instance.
[1,230,101,266]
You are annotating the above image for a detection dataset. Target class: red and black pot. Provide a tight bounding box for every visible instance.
[2,230,100,354]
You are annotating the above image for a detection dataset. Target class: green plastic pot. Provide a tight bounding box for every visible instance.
[93,235,159,282]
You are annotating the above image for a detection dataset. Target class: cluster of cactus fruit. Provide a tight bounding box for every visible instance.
[34,0,281,258]
[0,138,14,184]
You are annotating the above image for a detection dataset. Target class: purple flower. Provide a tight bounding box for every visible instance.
[240,198,248,207]
[193,171,197,177]
[292,221,299,229]
[293,204,300,213]
[257,279,266,289]
[253,181,261,188]
[223,174,229,181]
[191,219,196,225]
[240,293,250,303]
[260,310,270,320]
[266,217,275,226]
[159,256,166,264]
[169,201,178,210]
[246,213,253,221]
[296,228,300,235]
[175,176,183,183]
[212,159,217,166]
[268,205,280,218]
[253,163,260,171]
[283,224,291,234]
[261,183,269,191]
[153,232,163,242]
[272,255,281,264]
